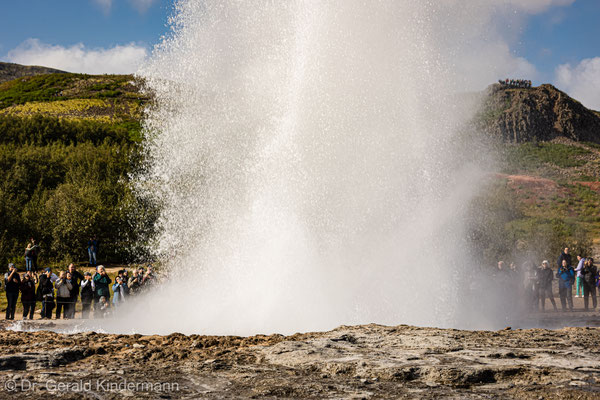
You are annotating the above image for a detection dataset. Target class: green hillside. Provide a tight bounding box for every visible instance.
[0,72,155,270]
[471,142,600,266]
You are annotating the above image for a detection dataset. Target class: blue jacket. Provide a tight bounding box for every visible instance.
[112,282,128,305]
[556,266,574,288]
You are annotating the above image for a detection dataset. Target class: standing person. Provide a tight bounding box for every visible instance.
[557,247,572,269]
[523,261,539,311]
[87,235,99,266]
[556,259,575,311]
[95,296,109,318]
[20,271,38,320]
[29,238,40,272]
[538,261,558,311]
[36,268,55,319]
[80,272,94,318]
[494,261,509,287]
[66,263,84,318]
[112,276,127,307]
[581,258,598,311]
[4,263,21,320]
[54,272,73,319]
[117,270,129,295]
[141,265,156,289]
[575,255,585,298]
[24,244,34,272]
[93,265,111,305]
[128,268,143,295]
[121,270,129,291]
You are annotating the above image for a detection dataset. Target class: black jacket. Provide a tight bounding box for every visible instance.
[538,267,554,289]
[557,252,572,268]
[20,279,36,302]
[582,264,598,286]
[80,279,94,301]
[67,270,85,298]
[36,275,54,301]
[4,271,21,293]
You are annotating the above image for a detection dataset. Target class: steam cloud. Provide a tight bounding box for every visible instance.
[81,1,568,335]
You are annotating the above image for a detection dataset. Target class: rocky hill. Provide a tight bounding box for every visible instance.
[471,83,600,265]
[478,83,600,144]
[0,61,66,84]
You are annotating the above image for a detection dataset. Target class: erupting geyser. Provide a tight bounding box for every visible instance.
[101,1,530,335]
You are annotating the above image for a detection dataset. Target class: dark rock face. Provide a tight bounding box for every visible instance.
[0,62,66,84]
[0,348,87,370]
[479,83,600,144]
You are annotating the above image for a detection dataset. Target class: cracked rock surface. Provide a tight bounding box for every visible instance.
[0,321,599,399]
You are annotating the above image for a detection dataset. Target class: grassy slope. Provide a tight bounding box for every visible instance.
[492,140,600,258]
[0,72,148,146]
[0,73,147,124]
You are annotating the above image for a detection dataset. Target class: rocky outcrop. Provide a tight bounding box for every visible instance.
[0,62,66,84]
[0,348,89,370]
[479,83,600,144]
[1,320,600,398]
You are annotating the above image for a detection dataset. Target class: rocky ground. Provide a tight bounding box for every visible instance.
[0,314,600,399]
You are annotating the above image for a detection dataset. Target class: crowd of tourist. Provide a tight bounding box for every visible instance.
[498,78,532,88]
[3,237,157,320]
[495,247,599,312]
[4,240,600,321]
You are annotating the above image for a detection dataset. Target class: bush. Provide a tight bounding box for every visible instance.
[0,119,154,271]
[0,115,141,145]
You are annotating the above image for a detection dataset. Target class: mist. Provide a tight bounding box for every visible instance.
[82,1,555,335]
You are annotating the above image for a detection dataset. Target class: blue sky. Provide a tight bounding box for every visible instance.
[517,0,600,82]
[1,0,599,108]
[1,0,171,52]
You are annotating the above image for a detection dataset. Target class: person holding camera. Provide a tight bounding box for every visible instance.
[80,272,95,318]
[24,244,34,272]
[66,263,84,318]
[581,258,598,311]
[95,296,109,318]
[141,264,156,290]
[4,263,21,320]
[55,271,73,319]
[93,265,112,307]
[112,276,127,307]
[20,271,38,320]
[36,268,55,319]
[24,238,41,272]
[128,268,143,295]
